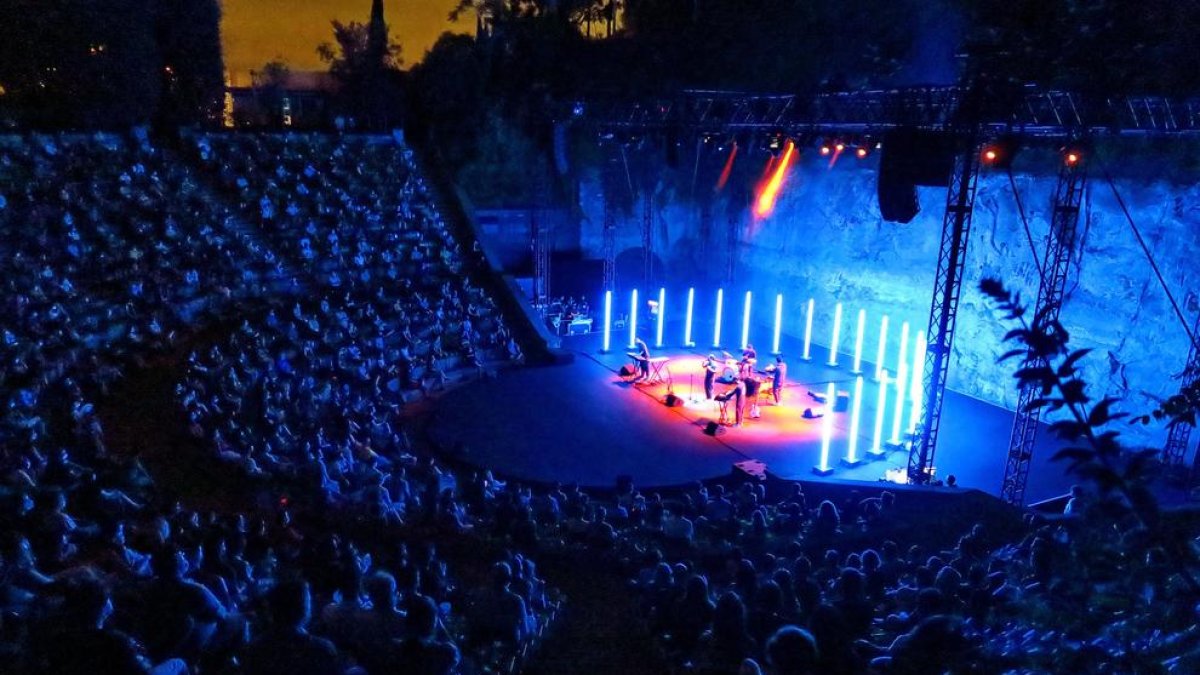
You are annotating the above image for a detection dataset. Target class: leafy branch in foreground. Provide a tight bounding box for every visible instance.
[979,277,1199,594]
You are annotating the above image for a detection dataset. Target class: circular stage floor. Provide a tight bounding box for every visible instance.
[430,337,1074,501]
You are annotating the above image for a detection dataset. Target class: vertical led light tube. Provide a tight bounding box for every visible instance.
[847,375,864,463]
[741,291,752,350]
[852,309,866,374]
[684,288,695,347]
[817,380,836,473]
[888,348,902,444]
[802,298,814,360]
[908,331,928,434]
[713,288,724,347]
[655,287,666,348]
[629,289,639,349]
[772,294,783,354]
[603,290,612,352]
[874,315,889,381]
[827,303,843,366]
[872,371,889,454]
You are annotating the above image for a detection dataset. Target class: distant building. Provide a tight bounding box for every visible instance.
[225,70,339,129]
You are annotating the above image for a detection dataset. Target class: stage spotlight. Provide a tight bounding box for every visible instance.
[981,135,1019,169]
[772,294,783,354]
[1065,149,1081,167]
[684,287,696,347]
[855,147,869,159]
[655,287,666,348]
[741,291,753,350]
[819,142,832,156]
[874,315,889,381]
[766,132,786,155]
[629,289,639,349]
[802,298,814,360]
[870,371,889,457]
[603,290,612,352]
[852,309,866,374]
[828,303,843,367]
[815,380,836,475]
[835,142,845,152]
[713,288,724,347]
[845,375,865,465]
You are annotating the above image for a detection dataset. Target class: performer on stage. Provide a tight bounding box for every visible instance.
[742,343,758,363]
[744,372,762,419]
[703,354,719,400]
[634,338,651,382]
[768,354,787,404]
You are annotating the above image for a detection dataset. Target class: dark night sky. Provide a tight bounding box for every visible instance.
[222,0,466,83]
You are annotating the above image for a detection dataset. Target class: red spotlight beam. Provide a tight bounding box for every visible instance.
[715,142,739,193]
[754,141,796,219]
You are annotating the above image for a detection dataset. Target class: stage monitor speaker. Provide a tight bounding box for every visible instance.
[834,391,850,413]
[620,364,636,377]
[803,408,817,419]
[665,393,681,407]
[704,421,721,436]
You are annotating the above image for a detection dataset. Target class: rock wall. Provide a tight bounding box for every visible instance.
[577,153,1200,449]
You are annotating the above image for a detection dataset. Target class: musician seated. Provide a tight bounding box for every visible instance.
[634,338,651,381]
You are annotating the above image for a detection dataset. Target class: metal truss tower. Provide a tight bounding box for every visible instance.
[1166,312,1200,466]
[908,141,981,484]
[602,162,617,293]
[998,159,1088,505]
[531,167,551,308]
[642,188,654,290]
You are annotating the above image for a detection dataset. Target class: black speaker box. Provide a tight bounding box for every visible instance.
[620,364,636,377]
[703,421,720,436]
[665,393,681,407]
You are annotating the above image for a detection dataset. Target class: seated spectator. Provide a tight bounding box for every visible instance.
[241,580,341,675]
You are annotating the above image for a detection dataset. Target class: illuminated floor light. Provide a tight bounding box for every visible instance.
[814,380,836,475]
[629,289,639,349]
[895,322,910,388]
[889,354,908,446]
[827,302,843,367]
[772,294,783,354]
[741,291,752,350]
[802,298,814,360]
[655,288,666,348]
[844,375,865,466]
[869,371,889,457]
[684,288,696,347]
[875,315,889,381]
[603,290,612,352]
[852,309,866,374]
[713,289,724,347]
[908,331,927,434]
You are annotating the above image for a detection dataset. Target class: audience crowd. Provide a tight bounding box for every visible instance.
[2,131,1196,674]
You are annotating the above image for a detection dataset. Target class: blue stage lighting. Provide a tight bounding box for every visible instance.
[713,289,724,347]
[875,315,889,381]
[847,375,864,464]
[802,298,814,360]
[815,380,836,475]
[852,309,866,374]
[827,303,843,367]
[655,288,666,348]
[772,294,783,354]
[741,291,752,350]
[684,288,696,347]
[629,289,639,349]
[603,290,612,352]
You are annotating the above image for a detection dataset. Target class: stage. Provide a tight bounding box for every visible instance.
[430,334,1076,503]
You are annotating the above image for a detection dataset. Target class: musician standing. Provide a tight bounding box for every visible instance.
[769,354,787,404]
[703,354,719,399]
[634,338,651,382]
